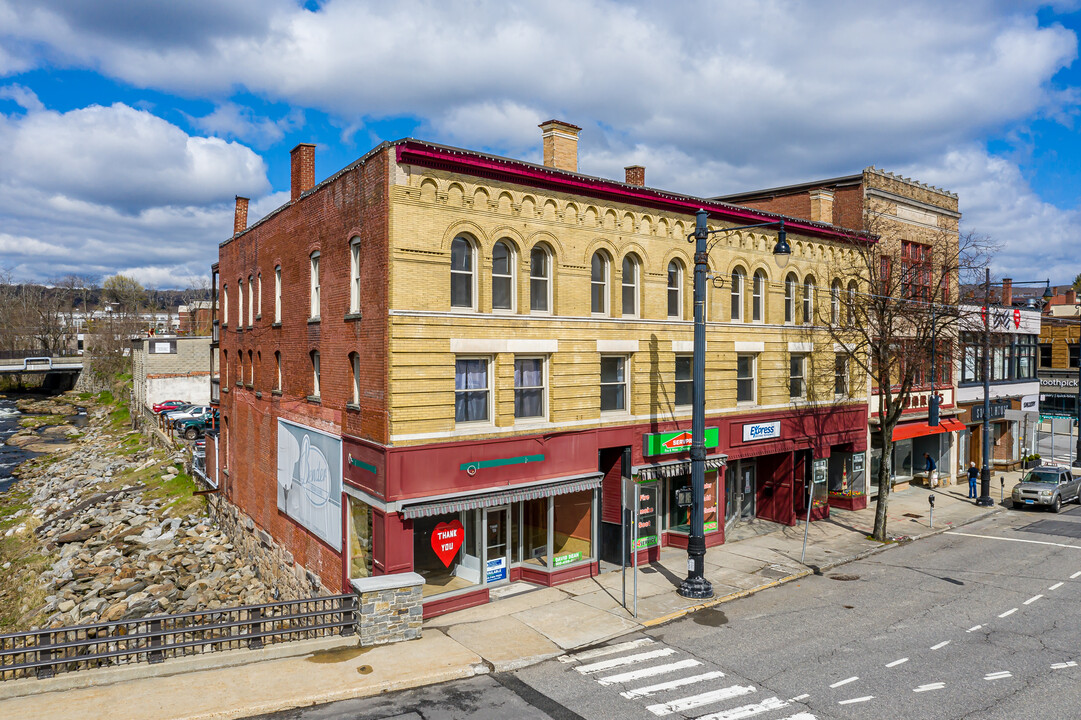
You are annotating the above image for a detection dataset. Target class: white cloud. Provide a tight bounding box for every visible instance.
[189,102,304,148]
[0,100,269,212]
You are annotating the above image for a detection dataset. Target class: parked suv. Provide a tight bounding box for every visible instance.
[1011,466,1080,512]
[177,410,219,440]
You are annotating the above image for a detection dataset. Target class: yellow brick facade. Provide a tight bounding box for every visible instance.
[385,164,867,445]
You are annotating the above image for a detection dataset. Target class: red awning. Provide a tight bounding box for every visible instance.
[891,422,946,442]
[939,417,966,432]
[891,417,964,441]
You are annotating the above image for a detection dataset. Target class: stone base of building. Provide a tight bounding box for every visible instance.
[208,495,326,601]
[351,574,424,646]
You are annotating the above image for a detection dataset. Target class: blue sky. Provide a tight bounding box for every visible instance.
[0,1,1078,288]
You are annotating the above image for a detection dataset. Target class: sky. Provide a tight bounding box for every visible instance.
[0,0,1079,289]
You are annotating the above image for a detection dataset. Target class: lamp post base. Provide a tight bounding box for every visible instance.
[677,575,714,599]
[975,495,994,507]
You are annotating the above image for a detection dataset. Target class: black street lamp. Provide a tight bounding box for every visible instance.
[976,273,1051,507]
[679,209,790,599]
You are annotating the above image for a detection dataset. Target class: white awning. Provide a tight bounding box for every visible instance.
[401,474,603,520]
[634,455,727,481]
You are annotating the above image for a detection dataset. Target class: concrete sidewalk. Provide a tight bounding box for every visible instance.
[0,481,1011,720]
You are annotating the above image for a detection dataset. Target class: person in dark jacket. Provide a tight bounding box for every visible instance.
[924,452,938,487]
[967,461,979,499]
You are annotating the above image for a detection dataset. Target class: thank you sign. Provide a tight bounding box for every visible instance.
[742,420,781,443]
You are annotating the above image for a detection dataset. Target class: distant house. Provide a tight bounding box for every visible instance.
[130,335,212,413]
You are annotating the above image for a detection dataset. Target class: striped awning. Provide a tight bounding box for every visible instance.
[401,474,603,519]
[635,456,727,482]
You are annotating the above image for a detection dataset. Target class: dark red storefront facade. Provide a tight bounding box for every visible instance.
[338,401,867,617]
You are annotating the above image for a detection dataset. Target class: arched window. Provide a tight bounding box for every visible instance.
[731,268,745,322]
[667,260,683,319]
[530,244,551,313]
[830,281,842,325]
[309,253,320,319]
[847,281,858,326]
[311,350,321,398]
[591,251,609,314]
[784,274,797,324]
[349,352,360,405]
[491,240,514,311]
[803,277,815,325]
[752,270,766,323]
[274,351,281,392]
[247,275,254,326]
[247,350,253,386]
[450,235,475,309]
[222,284,228,326]
[349,237,362,314]
[236,278,244,327]
[621,254,639,317]
[273,266,281,323]
[256,273,262,319]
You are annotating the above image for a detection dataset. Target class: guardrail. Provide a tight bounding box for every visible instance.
[0,594,357,681]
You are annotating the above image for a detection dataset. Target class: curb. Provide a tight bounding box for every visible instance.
[641,504,1005,628]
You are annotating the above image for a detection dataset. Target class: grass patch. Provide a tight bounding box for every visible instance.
[0,534,52,631]
[108,404,131,430]
[76,391,95,401]
[96,390,114,405]
[144,470,204,516]
[18,414,67,429]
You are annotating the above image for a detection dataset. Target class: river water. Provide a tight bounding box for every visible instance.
[0,397,33,492]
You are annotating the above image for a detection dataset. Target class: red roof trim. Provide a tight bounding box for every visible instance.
[396,141,873,245]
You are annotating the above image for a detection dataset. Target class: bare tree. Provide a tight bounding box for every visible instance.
[86,274,148,381]
[805,218,998,541]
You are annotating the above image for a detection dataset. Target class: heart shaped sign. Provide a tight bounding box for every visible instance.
[431,519,464,567]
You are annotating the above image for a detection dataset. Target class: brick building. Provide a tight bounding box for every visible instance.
[719,169,963,487]
[1038,287,1081,419]
[207,122,870,616]
[131,334,212,412]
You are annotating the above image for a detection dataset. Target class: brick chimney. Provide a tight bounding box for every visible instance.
[1001,278,1013,306]
[539,120,581,172]
[290,143,316,201]
[625,165,645,186]
[809,189,834,223]
[233,196,249,235]
[1067,289,1077,305]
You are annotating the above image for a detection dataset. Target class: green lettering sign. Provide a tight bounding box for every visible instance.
[643,428,720,456]
[553,551,582,567]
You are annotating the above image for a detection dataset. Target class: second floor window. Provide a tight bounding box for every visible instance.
[274,266,281,323]
[835,355,848,396]
[455,358,489,422]
[600,355,627,412]
[731,269,744,321]
[492,240,514,311]
[802,278,815,325]
[901,241,932,301]
[247,276,254,326]
[350,238,361,314]
[237,278,243,327]
[790,354,806,399]
[621,255,639,317]
[784,275,796,324]
[514,357,545,419]
[736,354,756,403]
[1040,343,1052,367]
[752,271,765,323]
[675,355,692,406]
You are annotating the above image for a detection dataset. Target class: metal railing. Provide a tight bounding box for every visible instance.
[0,594,356,681]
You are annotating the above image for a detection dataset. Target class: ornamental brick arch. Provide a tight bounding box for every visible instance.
[656,217,670,238]
[639,214,654,235]
[542,199,559,222]
[562,202,579,225]
[473,186,490,211]
[439,220,490,256]
[525,230,565,261]
[496,191,514,215]
[419,178,438,203]
[446,182,465,207]
[583,205,599,228]
[622,211,635,233]
[603,209,618,231]
[520,194,537,218]
[581,236,620,268]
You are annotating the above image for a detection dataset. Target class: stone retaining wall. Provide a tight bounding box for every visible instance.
[351,574,424,646]
[207,495,326,601]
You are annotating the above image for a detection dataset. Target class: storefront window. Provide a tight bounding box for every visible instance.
[552,491,592,567]
[348,497,373,579]
[894,439,913,479]
[666,474,718,533]
[413,510,480,598]
[523,498,548,567]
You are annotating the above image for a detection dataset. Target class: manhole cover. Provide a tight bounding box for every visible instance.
[903,513,923,519]
[829,574,860,581]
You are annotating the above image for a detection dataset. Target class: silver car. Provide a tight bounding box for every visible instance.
[1011,466,1080,513]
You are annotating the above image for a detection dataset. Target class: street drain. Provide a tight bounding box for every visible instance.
[829,574,860,581]
[903,513,923,519]
[843,605,855,609]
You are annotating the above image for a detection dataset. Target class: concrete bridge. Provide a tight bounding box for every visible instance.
[0,356,83,391]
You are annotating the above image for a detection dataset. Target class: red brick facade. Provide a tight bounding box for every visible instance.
[216,146,391,591]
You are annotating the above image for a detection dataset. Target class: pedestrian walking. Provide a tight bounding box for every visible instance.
[924,452,939,488]
[967,461,979,499]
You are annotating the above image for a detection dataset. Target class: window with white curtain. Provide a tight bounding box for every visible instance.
[455,358,490,423]
[514,357,545,419]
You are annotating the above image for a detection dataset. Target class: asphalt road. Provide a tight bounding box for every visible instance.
[259,504,1081,720]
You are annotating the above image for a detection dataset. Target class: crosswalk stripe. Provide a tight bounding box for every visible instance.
[1049,582,1064,590]
[645,684,756,716]
[1024,594,1043,605]
[931,641,950,650]
[620,671,729,699]
[885,658,908,668]
[559,638,654,663]
[576,648,677,674]
[984,671,1012,680]
[914,683,945,692]
[1051,661,1077,670]
[598,658,704,685]
[829,676,858,688]
[696,696,789,719]
[837,696,874,705]
[1070,571,1081,579]
[776,714,816,720]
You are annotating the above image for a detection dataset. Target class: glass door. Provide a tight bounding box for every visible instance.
[740,463,756,520]
[484,506,509,585]
[725,464,738,528]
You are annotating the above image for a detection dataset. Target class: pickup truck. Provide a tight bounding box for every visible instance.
[1010,466,1080,512]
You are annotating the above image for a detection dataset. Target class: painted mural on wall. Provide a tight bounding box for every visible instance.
[277,419,342,551]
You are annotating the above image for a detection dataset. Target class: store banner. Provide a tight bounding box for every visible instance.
[643,428,719,456]
[276,420,342,551]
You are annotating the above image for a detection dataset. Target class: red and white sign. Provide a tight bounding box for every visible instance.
[431,519,464,567]
[663,431,693,451]
[1013,307,1021,329]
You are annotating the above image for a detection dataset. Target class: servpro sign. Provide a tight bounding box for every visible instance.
[643,428,720,457]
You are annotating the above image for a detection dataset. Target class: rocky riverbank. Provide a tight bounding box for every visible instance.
[0,392,277,631]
